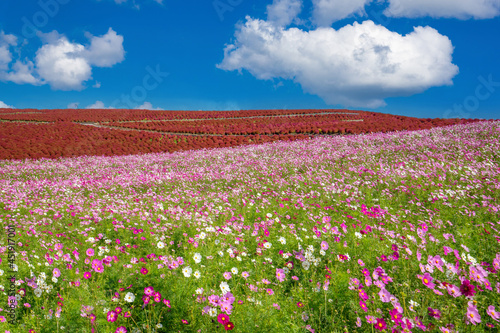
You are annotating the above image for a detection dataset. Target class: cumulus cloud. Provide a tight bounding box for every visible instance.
[0,29,124,90]
[86,101,115,109]
[0,31,16,71]
[384,0,500,19]
[67,102,79,109]
[267,0,303,26]
[134,101,162,110]
[0,100,14,108]
[3,60,38,85]
[311,0,373,26]
[218,18,459,108]
[35,38,91,90]
[83,28,125,67]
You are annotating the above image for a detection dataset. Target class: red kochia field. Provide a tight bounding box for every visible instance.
[0,108,482,160]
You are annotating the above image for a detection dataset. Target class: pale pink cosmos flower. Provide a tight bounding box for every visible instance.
[467,303,481,325]
[487,305,500,322]
[378,289,391,303]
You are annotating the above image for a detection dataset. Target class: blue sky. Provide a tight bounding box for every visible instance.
[0,0,499,119]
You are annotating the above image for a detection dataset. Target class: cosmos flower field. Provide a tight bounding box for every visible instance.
[1,121,500,332]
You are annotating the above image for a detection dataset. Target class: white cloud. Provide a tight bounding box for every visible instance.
[0,29,124,90]
[384,0,500,19]
[35,38,91,90]
[83,28,125,67]
[134,101,162,110]
[266,0,303,26]
[218,18,459,108]
[312,0,372,26]
[0,100,14,108]
[3,60,38,85]
[86,101,115,109]
[0,31,17,72]
[67,102,79,109]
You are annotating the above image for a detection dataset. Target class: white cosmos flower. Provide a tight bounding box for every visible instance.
[193,253,202,263]
[278,237,286,245]
[208,307,217,317]
[182,266,192,278]
[157,241,165,249]
[231,267,238,274]
[302,261,310,271]
[263,242,272,249]
[199,232,206,239]
[220,281,230,293]
[124,292,135,303]
[193,270,201,279]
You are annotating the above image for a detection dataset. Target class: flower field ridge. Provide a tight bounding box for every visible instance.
[0,121,500,333]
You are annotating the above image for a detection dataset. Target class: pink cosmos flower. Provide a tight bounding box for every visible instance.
[358,289,369,301]
[144,286,154,296]
[467,304,481,325]
[220,301,233,315]
[223,272,232,280]
[83,272,92,279]
[276,269,285,282]
[320,241,329,250]
[223,292,235,304]
[266,289,274,295]
[487,305,500,322]
[163,299,171,307]
[359,300,368,312]
[86,248,94,257]
[378,288,391,303]
[421,272,435,289]
[446,284,462,297]
[428,307,441,319]
[115,327,127,333]
[52,268,61,278]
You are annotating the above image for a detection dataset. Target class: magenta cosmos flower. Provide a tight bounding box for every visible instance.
[83,272,92,279]
[374,318,387,331]
[106,310,118,322]
[217,313,230,324]
[86,248,95,257]
[115,327,127,333]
